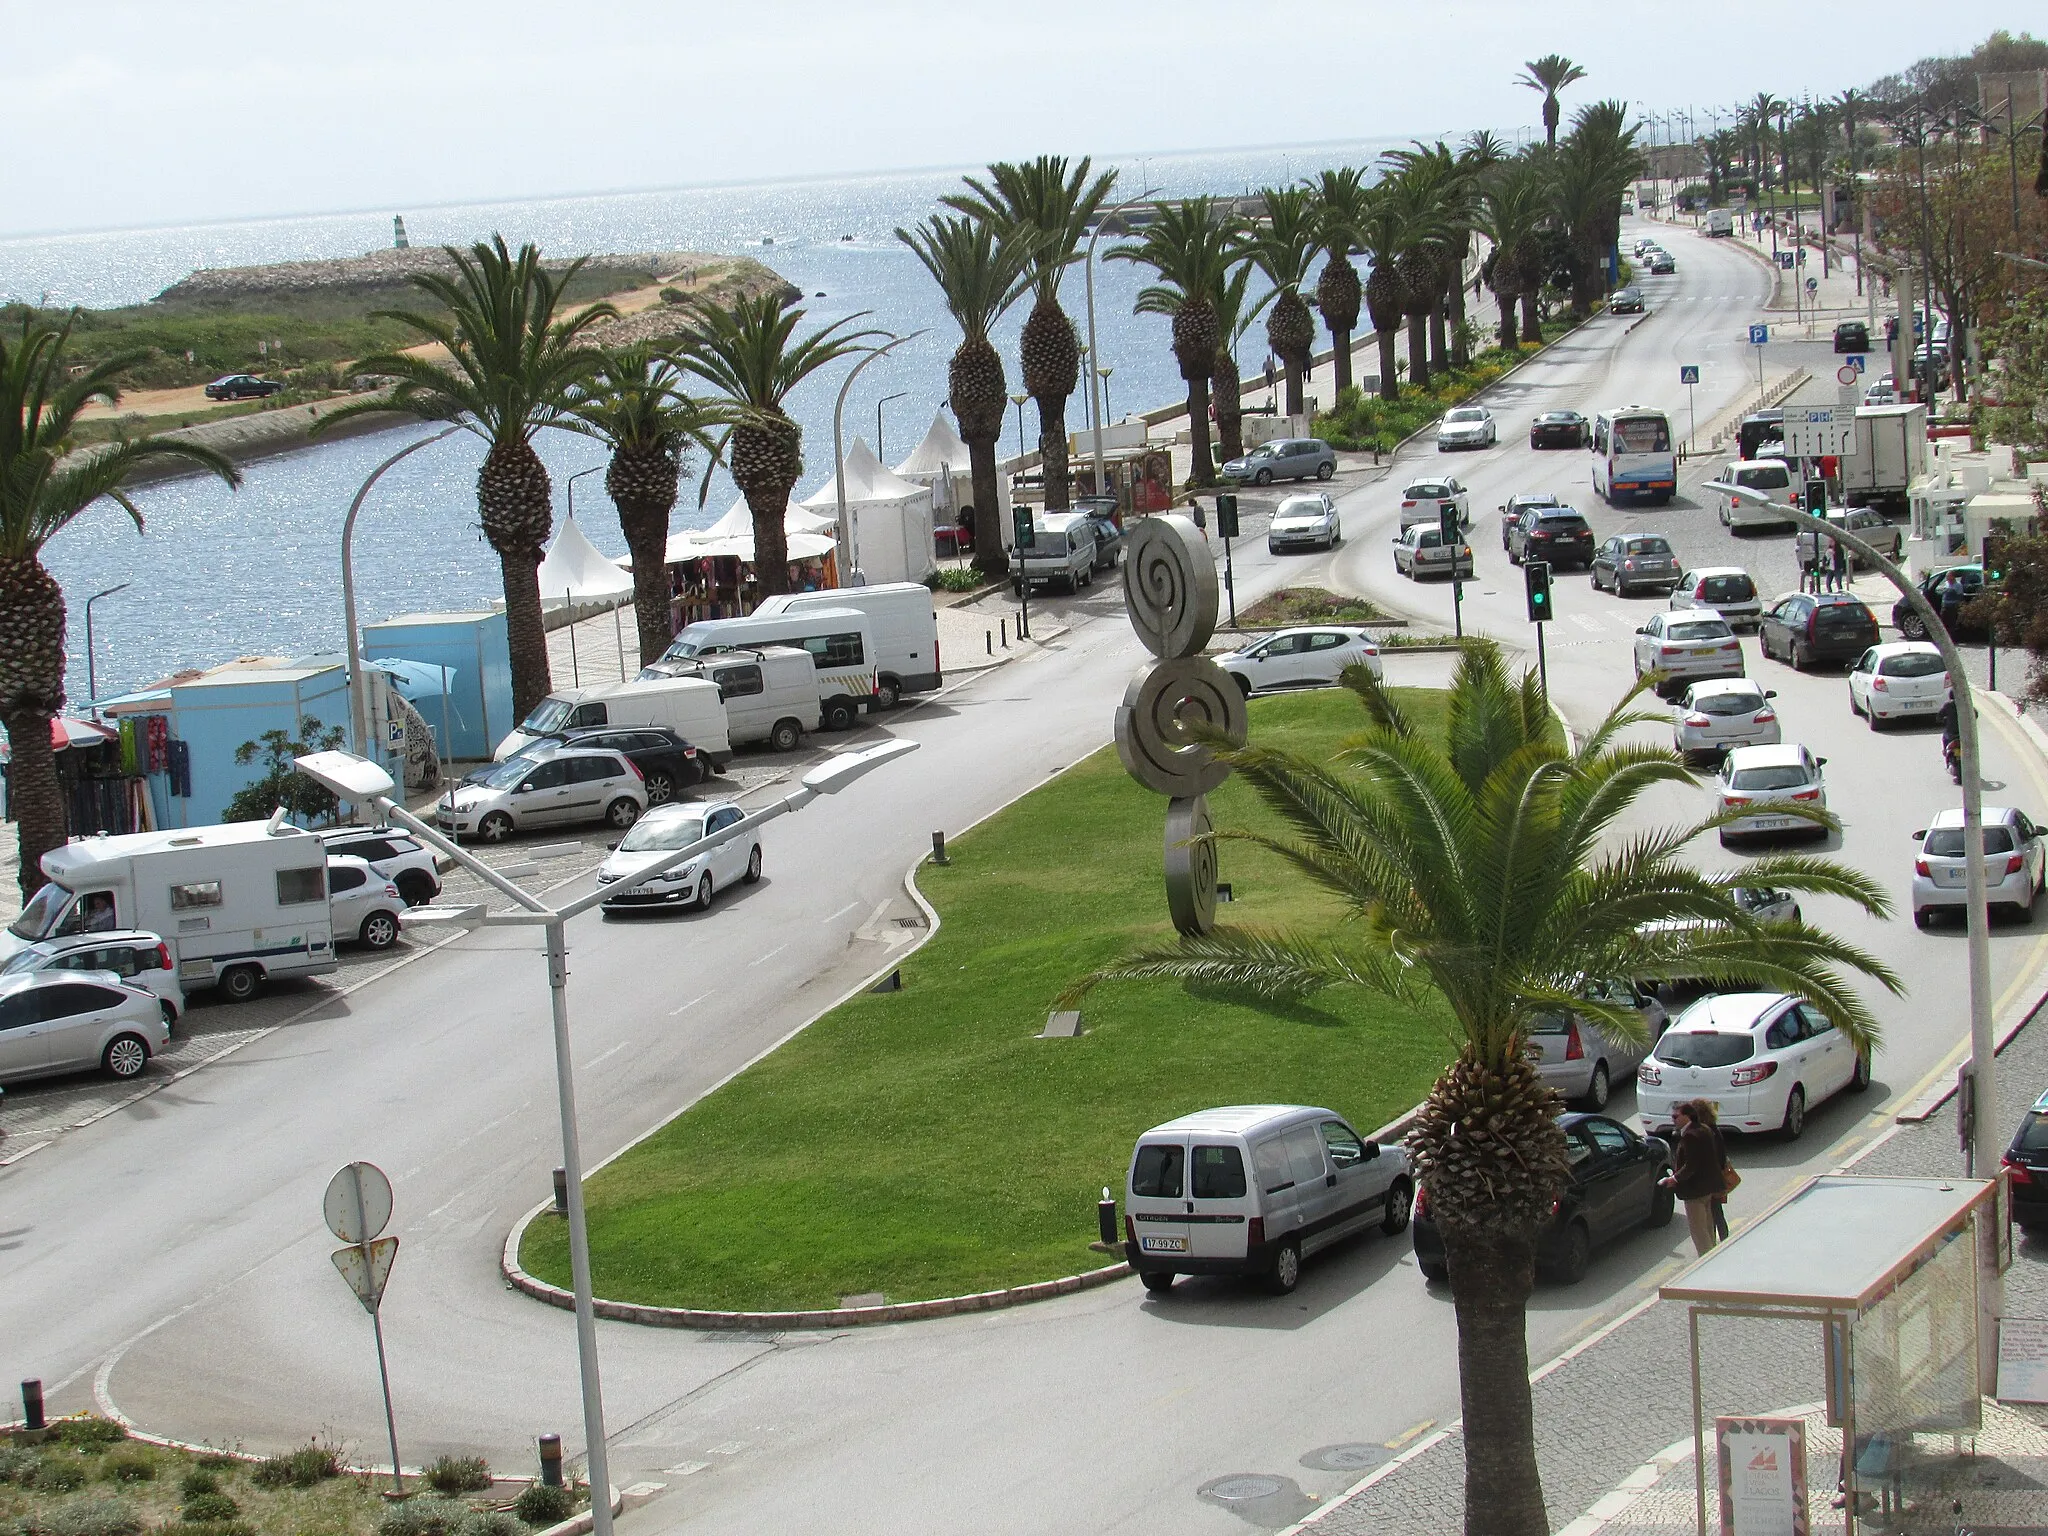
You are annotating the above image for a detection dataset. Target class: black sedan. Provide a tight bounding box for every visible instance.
[1413,1113,1674,1284]
[1648,252,1676,274]
[1610,285,1646,315]
[1529,411,1587,450]
[204,374,283,400]
[2004,1089,2048,1230]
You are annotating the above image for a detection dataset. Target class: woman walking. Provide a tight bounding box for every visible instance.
[1663,1099,1728,1256]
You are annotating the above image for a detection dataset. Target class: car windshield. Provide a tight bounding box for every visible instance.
[1925,826,2016,857]
[8,882,70,941]
[1691,691,1761,717]
[1542,413,1578,423]
[1537,514,1586,530]
[617,814,710,852]
[1627,538,1671,555]
[0,947,48,974]
[1815,604,1872,629]
[2017,1112,2048,1156]
[1654,1031,1756,1067]
[1729,764,1811,791]
[1249,444,1277,458]
[477,757,541,790]
[1667,620,1732,641]
[521,697,576,734]
[1880,653,1946,679]
[1733,887,1782,913]
[1700,575,1755,602]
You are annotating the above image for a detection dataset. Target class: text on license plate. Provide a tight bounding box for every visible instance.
[1140,1235,1188,1253]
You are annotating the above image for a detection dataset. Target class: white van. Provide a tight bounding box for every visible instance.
[751,584,940,709]
[494,676,732,764]
[1123,1104,1413,1295]
[0,821,340,1004]
[1714,457,1799,532]
[1706,208,1735,237]
[1015,511,1098,595]
[630,646,820,753]
[644,608,877,731]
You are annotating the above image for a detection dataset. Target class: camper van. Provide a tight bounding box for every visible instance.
[627,646,821,752]
[0,820,340,1003]
[494,676,732,764]
[643,608,877,730]
[751,584,941,709]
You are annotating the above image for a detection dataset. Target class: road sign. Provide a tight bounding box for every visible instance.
[324,1161,393,1245]
[1806,276,1819,296]
[1749,324,1770,346]
[1013,508,1035,551]
[1680,365,1700,384]
[331,1236,399,1314]
[1836,364,1860,386]
[1846,354,1867,373]
[1779,405,1858,458]
[1778,252,1795,269]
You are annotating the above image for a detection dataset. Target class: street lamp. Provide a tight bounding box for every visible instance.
[1009,391,1029,478]
[565,464,604,522]
[831,332,925,588]
[875,391,906,464]
[1084,186,1160,505]
[293,737,920,1534]
[1097,366,1114,428]
[84,582,129,719]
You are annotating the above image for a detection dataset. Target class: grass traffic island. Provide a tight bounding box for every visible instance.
[1231,586,1390,628]
[520,690,1456,1314]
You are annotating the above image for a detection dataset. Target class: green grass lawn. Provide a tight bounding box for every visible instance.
[522,689,1457,1311]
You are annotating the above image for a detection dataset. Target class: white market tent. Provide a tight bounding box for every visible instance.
[895,410,1009,535]
[537,517,635,609]
[661,497,840,564]
[802,437,936,586]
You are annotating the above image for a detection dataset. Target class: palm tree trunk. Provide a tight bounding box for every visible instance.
[964,436,1006,577]
[1284,366,1303,420]
[1497,290,1518,351]
[746,493,794,596]
[499,548,552,723]
[1443,1221,1549,1536]
[1406,314,1432,390]
[731,416,801,599]
[1446,272,1471,366]
[1035,394,1073,512]
[4,704,64,899]
[1376,327,1401,401]
[1428,308,1449,374]
[1520,291,1543,344]
[616,503,675,669]
[1330,324,1353,395]
[1213,349,1245,465]
[1187,376,1216,486]
[476,439,557,724]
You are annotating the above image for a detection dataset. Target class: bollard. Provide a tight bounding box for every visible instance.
[985,630,993,656]
[21,1379,44,1432]
[551,1167,567,1215]
[932,831,949,866]
[1001,619,1009,648]
[538,1434,563,1488]
[1097,1188,1119,1247]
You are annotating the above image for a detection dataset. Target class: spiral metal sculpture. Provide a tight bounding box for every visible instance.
[1114,657,1247,799]
[1123,515,1219,660]
[1163,795,1218,936]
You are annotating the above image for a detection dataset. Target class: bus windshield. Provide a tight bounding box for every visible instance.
[1612,416,1671,454]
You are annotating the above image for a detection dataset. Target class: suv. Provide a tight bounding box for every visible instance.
[1833,321,1871,354]
[0,930,184,1024]
[203,374,282,400]
[1220,438,1336,485]
[1508,508,1594,570]
[2003,1089,2048,1230]
[434,745,647,842]
[550,726,705,802]
[320,826,443,906]
[1759,592,1881,669]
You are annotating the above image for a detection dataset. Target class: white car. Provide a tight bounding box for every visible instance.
[320,825,442,906]
[1672,679,1780,763]
[1637,992,1868,1140]
[1398,478,1470,530]
[435,744,648,843]
[1633,612,1745,696]
[1714,459,1799,531]
[327,855,404,950]
[596,801,762,914]
[0,929,186,1025]
[1267,493,1341,553]
[1848,642,1951,728]
[1215,628,1383,696]
[1912,806,2047,926]
[0,970,171,1085]
[1435,407,1497,451]
[1392,523,1474,581]
[1669,568,1762,629]
[1523,979,1668,1111]
[1717,743,1828,845]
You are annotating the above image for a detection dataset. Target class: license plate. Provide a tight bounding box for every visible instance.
[1896,698,1934,710]
[1140,1235,1188,1253]
[1750,816,1793,829]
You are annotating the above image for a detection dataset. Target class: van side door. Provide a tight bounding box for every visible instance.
[1281,1122,1332,1243]
[1319,1118,1390,1241]
[1250,1135,1301,1246]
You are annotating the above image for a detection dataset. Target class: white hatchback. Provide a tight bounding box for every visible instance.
[1672,679,1780,763]
[1398,478,1470,530]
[1912,807,2047,925]
[596,801,763,914]
[1216,628,1382,695]
[1633,612,1745,696]
[1848,643,1951,728]
[1717,743,1828,845]
[327,855,405,950]
[1638,992,1868,1140]
[1267,493,1341,553]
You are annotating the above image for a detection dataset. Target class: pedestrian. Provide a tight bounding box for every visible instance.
[1662,1099,1726,1256]
[1940,574,1965,638]
[1690,1099,1734,1240]
[1831,535,1851,594]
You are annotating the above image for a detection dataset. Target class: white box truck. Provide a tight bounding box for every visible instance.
[1840,402,1928,517]
[1,820,339,1003]
[494,676,732,764]
[751,583,941,708]
[644,608,877,731]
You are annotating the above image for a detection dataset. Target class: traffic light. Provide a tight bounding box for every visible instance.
[1985,532,2009,584]
[1525,560,1554,624]
[1216,493,1240,540]
[1804,479,1828,516]
[1013,507,1035,550]
[1439,504,1461,549]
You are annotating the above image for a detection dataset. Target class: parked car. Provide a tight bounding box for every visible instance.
[1795,507,1902,568]
[1398,477,1470,529]
[1507,508,1595,570]
[1591,534,1682,596]
[595,800,762,914]
[1392,522,1475,581]
[1266,493,1341,553]
[203,374,282,401]
[0,970,170,1085]
[435,744,647,842]
[1833,320,1871,354]
[1717,743,1828,845]
[1524,980,1669,1110]
[1912,807,2046,926]
[1435,406,1497,451]
[1076,501,1127,570]
[1894,565,1985,641]
[1609,286,1646,315]
[1638,992,1867,1140]
[0,930,184,1025]
[1015,510,1100,594]
[319,826,442,906]
[1529,411,1587,449]
[1758,592,1881,670]
[543,726,707,799]
[1415,1113,1672,1283]
[1220,438,1336,485]
[1847,642,1951,728]
[1864,380,1899,406]
[1672,679,1780,762]
[326,855,404,950]
[1124,1104,1412,1295]
[1671,568,1762,629]
[1215,628,1382,695]
[1633,612,1745,696]
[1647,251,1676,274]
[2001,1089,2048,1230]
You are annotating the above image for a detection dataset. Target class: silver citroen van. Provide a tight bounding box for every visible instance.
[1123,1104,1413,1296]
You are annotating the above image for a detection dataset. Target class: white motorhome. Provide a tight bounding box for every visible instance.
[629,646,820,752]
[643,608,877,731]
[494,676,732,764]
[1,820,339,1003]
[751,583,941,708]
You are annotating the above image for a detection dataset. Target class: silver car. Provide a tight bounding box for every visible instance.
[1267,493,1340,553]
[1435,406,1496,451]
[435,745,647,843]
[1795,507,1903,568]
[1672,679,1781,763]
[1633,612,1745,696]
[328,855,405,950]
[1524,979,1668,1110]
[1220,437,1336,486]
[0,930,185,1024]
[1670,568,1762,629]
[0,969,169,1085]
[1392,523,1474,580]
[596,801,762,913]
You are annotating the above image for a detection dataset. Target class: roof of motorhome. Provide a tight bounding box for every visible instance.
[42,819,324,873]
[1142,1104,1338,1136]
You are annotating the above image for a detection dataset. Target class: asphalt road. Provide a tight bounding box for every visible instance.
[5,219,2042,1536]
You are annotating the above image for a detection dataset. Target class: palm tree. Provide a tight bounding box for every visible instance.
[1071,645,1899,1536]
[1554,106,1644,314]
[1833,88,1869,180]
[1108,199,1244,487]
[1518,55,1588,149]
[317,237,616,721]
[1308,168,1369,395]
[897,215,1031,577]
[673,291,882,593]
[1351,182,1410,402]
[1390,142,1481,368]
[1746,93,1788,188]
[1475,157,1550,349]
[0,316,240,895]
[565,348,734,669]
[1198,262,1272,467]
[1243,187,1320,417]
[1381,161,1450,389]
[943,156,1116,512]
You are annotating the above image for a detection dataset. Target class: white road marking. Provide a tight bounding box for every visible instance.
[1572,614,1603,633]
[824,900,861,923]
[747,943,789,968]
[586,1040,632,1069]
[668,993,709,1017]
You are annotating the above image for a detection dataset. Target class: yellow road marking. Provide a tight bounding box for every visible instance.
[1385,1418,1436,1450]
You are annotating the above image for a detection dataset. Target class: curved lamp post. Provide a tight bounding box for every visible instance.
[1084,187,1159,502]
[84,583,129,720]
[831,332,925,586]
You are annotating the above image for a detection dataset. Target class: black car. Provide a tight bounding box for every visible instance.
[471,725,708,804]
[1833,321,1871,354]
[1759,592,1881,669]
[1498,491,1564,550]
[1894,564,1985,640]
[1529,411,1587,450]
[2004,1091,2048,1230]
[1074,498,1127,570]
[204,374,282,401]
[1413,1113,1673,1283]
[1610,286,1646,315]
[1648,252,1676,275]
[1736,411,1785,462]
[1509,509,1596,570]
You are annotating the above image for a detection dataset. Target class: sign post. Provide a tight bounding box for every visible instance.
[1679,365,1700,453]
[1012,507,1034,641]
[1524,561,1553,703]
[1748,324,1769,391]
[1215,494,1239,627]
[325,1162,405,1497]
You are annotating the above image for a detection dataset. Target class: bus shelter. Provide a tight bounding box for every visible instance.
[1659,1175,2001,1534]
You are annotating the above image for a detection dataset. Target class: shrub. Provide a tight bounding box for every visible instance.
[377,1498,464,1536]
[99,1453,156,1483]
[929,567,982,593]
[193,1454,239,1473]
[658,287,688,306]
[249,1441,339,1489]
[513,1482,578,1527]
[425,1455,492,1494]
[179,1469,221,1499]
[0,1446,39,1483]
[31,1457,88,1492]
[454,1512,523,1536]
[49,1418,126,1452]
[20,1497,142,1536]
[179,1491,241,1524]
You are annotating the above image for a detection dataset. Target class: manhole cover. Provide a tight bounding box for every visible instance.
[1301,1443,1392,1473]
[1201,1475,1285,1503]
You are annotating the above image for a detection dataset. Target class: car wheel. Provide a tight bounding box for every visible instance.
[1141,1272,1175,1294]
[395,871,438,907]
[2017,883,2037,923]
[1316,461,1334,481]
[644,770,676,806]
[1649,1183,1677,1227]
[1381,1178,1413,1236]
[823,699,858,731]
[1579,1061,1612,1111]
[769,719,802,753]
[605,797,642,831]
[102,1033,151,1080]
[477,812,514,844]
[1791,641,1810,671]
[1267,542,1280,555]
[160,1000,178,1029]
[359,911,399,950]
[1550,1221,1593,1284]
[1780,1085,1807,1140]
[1232,674,1251,697]
[1265,1239,1302,1295]
[1849,688,1864,717]
[1850,1051,1872,1091]
[1914,906,1932,929]
[1418,1257,1449,1284]
[744,844,763,884]
[1254,468,1272,486]
[1900,611,1928,640]
[694,873,715,912]
[218,965,263,1004]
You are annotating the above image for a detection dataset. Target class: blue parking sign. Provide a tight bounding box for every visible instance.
[1680,365,1700,384]
[1749,324,1769,345]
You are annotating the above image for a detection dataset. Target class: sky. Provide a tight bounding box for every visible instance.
[1,0,2036,237]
